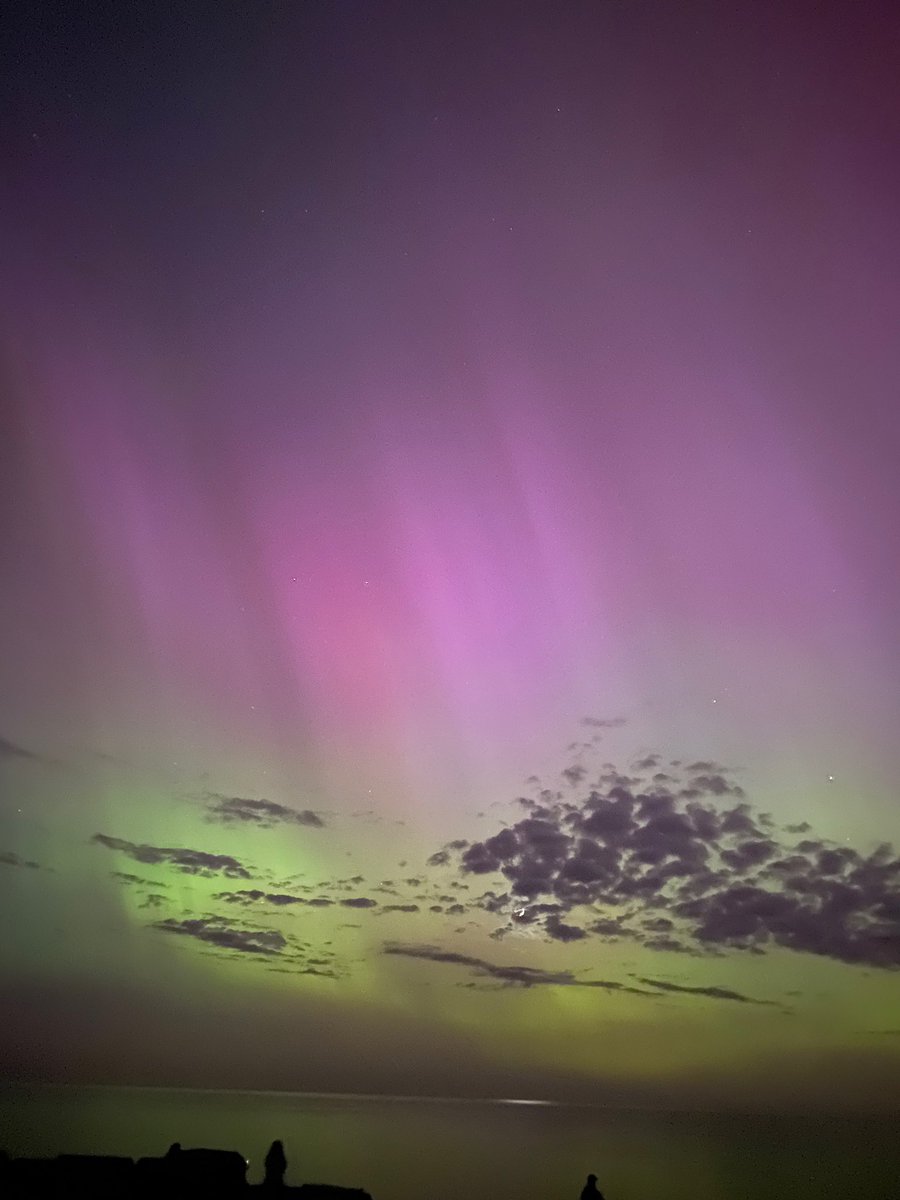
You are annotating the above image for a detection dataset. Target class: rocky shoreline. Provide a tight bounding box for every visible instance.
[1,1144,374,1199]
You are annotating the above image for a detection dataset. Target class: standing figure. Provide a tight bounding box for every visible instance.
[580,1172,605,1200]
[264,1140,288,1188]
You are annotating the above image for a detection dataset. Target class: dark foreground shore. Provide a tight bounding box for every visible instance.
[1,1146,374,1200]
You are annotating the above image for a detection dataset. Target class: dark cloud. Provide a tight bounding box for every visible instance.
[642,916,674,932]
[154,917,286,955]
[633,755,661,772]
[112,872,168,887]
[637,978,779,1006]
[589,916,628,936]
[720,839,778,872]
[340,897,377,909]
[214,889,305,907]
[204,794,324,829]
[643,936,697,954]
[139,893,167,909]
[0,735,45,763]
[459,826,526,876]
[383,942,651,993]
[381,904,420,913]
[718,801,755,829]
[92,834,251,879]
[545,915,588,942]
[475,889,511,914]
[425,752,900,970]
[388,942,781,1007]
[264,892,307,907]
[562,764,588,786]
[0,850,40,869]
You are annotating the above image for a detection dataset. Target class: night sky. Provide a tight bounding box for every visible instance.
[2,0,899,1111]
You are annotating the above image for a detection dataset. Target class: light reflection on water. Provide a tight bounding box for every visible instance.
[1,1085,897,1200]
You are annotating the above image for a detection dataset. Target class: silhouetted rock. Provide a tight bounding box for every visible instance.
[7,1154,137,1199]
[135,1145,248,1193]
[2,1142,376,1200]
[264,1139,288,1187]
[7,1157,57,1197]
[61,1154,135,1195]
[136,1152,171,1189]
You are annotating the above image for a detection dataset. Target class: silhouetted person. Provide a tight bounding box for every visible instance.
[264,1140,287,1188]
[581,1173,605,1200]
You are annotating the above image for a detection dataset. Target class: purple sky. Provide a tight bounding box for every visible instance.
[1,1,899,1110]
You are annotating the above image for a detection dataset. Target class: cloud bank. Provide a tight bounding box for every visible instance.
[428,755,900,970]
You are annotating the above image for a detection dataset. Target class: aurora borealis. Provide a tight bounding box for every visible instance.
[2,0,899,1112]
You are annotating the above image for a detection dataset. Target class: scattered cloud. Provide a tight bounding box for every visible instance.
[383,942,784,1007]
[637,977,780,1007]
[89,738,899,994]
[632,755,661,772]
[383,942,653,994]
[545,914,588,942]
[214,889,306,907]
[111,872,167,887]
[92,834,251,879]
[0,850,40,869]
[427,753,900,970]
[0,736,47,764]
[204,794,324,829]
[154,916,286,955]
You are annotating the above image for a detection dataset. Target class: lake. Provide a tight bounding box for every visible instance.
[1,1085,897,1200]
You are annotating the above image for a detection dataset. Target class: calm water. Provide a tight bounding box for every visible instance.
[1,1085,897,1200]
